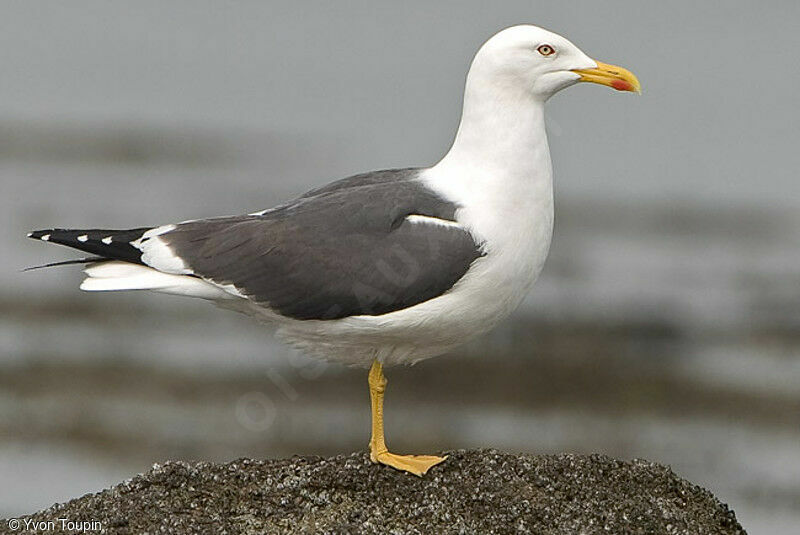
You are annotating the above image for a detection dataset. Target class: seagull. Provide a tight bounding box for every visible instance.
[27,25,639,476]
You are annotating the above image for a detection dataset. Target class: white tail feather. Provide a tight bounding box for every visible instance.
[80,261,238,300]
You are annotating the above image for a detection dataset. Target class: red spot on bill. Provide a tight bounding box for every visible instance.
[611,79,634,92]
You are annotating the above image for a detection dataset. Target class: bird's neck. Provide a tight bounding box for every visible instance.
[427,80,552,207]
[423,79,555,301]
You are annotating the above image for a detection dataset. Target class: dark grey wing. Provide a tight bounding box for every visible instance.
[298,167,420,198]
[162,170,484,320]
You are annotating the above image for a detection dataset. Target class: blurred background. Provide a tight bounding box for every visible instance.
[2,1,799,532]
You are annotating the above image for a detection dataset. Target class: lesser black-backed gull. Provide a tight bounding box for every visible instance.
[28,25,640,476]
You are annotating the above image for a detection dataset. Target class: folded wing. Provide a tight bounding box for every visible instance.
[29,169,484,321]
[162,173,484,319]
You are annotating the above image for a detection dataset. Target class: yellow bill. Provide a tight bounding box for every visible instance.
[572,61,641,94]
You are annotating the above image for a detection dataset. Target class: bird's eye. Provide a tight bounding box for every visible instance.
[537,44,555,56]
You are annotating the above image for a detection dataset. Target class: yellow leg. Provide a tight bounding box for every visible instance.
[368,360,447,476]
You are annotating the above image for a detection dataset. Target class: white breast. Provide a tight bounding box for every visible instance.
[272,148,555,368]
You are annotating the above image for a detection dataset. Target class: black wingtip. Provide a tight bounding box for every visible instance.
[22,257,107,272]
[25,227,150,265]
[28,229,54,241]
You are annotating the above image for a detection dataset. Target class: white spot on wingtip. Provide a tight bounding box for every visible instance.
[27,232,33,237]
[77,234,89,242]
[41,234,50,241]
[101,236,113,244]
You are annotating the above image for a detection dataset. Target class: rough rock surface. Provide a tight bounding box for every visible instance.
[11,450,745,534]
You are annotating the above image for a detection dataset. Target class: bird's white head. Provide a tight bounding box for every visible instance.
[431,24,640,190]
[469,25,641,101]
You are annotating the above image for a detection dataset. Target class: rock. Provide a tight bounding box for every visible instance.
[11,450,745,534]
